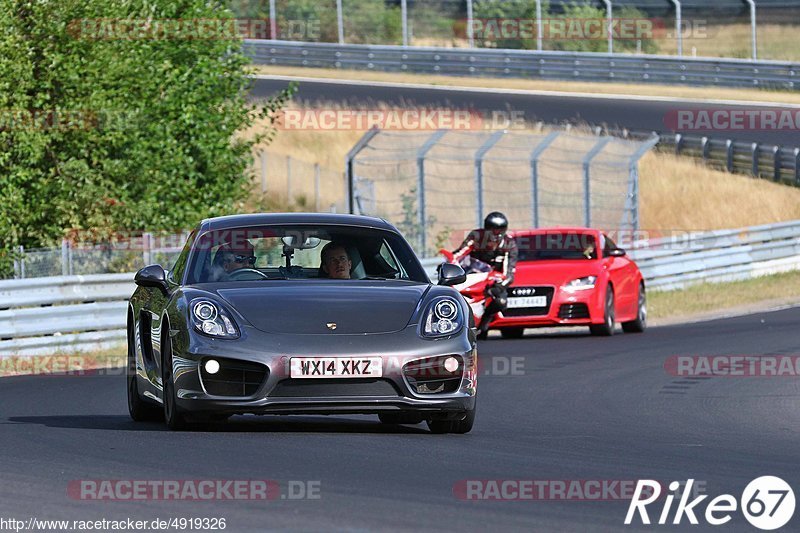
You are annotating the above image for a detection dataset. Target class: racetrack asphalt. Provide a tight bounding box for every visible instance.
[250,76,798,147]
[2,306,799,531]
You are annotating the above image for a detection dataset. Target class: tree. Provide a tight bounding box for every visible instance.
[0,0,294,275]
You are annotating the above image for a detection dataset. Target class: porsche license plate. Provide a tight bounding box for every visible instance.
[290,357,383,378]
[507,296,547,308]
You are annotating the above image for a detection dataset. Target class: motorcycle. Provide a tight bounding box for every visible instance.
[440,243,507,335]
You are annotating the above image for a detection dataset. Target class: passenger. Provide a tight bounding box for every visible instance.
[320,242,352,279]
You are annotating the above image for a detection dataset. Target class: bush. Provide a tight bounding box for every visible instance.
[0,0,294,277]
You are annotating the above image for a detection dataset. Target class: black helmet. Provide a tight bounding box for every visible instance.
[484,211,508,232]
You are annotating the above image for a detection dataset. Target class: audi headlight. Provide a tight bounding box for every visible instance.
[422,297,463,337]
[190,299,239,339]
[562,276,597,292]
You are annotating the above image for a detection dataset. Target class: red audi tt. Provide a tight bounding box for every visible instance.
[488,228,646,338]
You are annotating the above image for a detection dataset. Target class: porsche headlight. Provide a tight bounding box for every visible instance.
[190,299,239,339]
[422,297,463,337]
[562,276,597,292]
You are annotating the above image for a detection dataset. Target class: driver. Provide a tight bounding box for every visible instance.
[210,241,256,281]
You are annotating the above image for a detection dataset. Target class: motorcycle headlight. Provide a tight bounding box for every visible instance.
[562,276,597,293]
[190,299,239,339]
[422,297,463,338]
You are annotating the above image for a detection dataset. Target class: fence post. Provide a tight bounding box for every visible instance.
[401,0,408,46]
[674,133,683,155]
[345,127,381,214]
[773,146,782,182]
[670,0,683,56]
[626,135,660,233]
[744,0,757,60]
[467,0,475,48]
[725,139,734,172]
[535,0,543,51]
[260,151,268,193]
[601,0,613,54]
[314,163,321,211]
[336,0,344,44]
[286,155,292,202]
[474,131,506,227]
[143,232,153,266]
[751,142,760,176]
[794,148,800,185]
[530,131,560,228]
[269,0,277,40]
[19,245,25,279]
[416,130,447,256]
[61,239,69,277]
[582,137,612,228]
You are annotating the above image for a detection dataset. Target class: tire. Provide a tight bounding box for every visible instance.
[590,287,615,337]
[161,334,190,431]
[127,326,162,422]
[427,406,476,434]
[622,283,647,333]
[379,413,423,425]
[500,328,525,339]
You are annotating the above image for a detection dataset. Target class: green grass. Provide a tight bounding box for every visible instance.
[649,269,800,320]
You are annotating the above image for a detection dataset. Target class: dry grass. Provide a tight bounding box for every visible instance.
[657,23,800,62]
[254,102,800,232]
[252,65,800,106]
[639,152,800,231]
[413,23,800,62]
[649,270,800,319]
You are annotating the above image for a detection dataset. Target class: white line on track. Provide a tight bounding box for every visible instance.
[252,74,800,109]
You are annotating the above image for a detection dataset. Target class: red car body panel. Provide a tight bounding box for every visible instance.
[487,227,644,331]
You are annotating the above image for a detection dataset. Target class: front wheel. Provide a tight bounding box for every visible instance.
[590,287,615,337]
[427,407,476,434]
[127,328,162,422]
[161,336,190,431]
[622,283,647,333]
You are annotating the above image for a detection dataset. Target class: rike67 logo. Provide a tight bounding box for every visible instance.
[625,477,795,530]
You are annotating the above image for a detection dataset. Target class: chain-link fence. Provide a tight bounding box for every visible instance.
[10,234,188,280]
[232,0,800,61]
[347,128,658,258]
[255,151,347,212]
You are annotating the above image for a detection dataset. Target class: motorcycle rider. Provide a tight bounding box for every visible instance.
[452,211,518,339]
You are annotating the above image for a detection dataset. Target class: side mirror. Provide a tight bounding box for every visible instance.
[437,263,467,286]
[135,264,169,294]
[607,248,626,257]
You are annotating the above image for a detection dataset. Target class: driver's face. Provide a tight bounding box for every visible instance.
[323,247,351,279]
[223,252,256,272]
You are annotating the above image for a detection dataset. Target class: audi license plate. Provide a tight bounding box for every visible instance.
[507,296,547,308]
[290,357,383,378]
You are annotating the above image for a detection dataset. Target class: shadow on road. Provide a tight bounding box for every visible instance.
[6,415,432,434]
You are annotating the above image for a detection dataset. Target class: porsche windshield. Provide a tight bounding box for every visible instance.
[181,224,428,284]
[516,232,598,261]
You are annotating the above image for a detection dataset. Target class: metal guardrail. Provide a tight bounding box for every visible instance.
[629,220,800,289]
[244,40,800,90]
[0,274,134,356]
[246,40,800,183]
[2,221,799,355]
